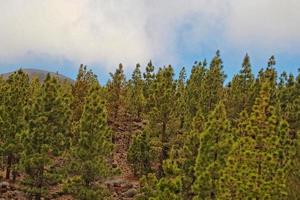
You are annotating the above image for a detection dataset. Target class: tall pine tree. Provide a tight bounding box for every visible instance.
[20,74,70,200]
[225,54,255,120]
[219,81,294,199]
[192,102,232,199]
[148,65,176,177]
[71,65,97,142]
[64,82,113,200]
[0,70,30,180]
[127,63,145,120]
[203,51,226,116]
[186,61,207,129]
[107,63,126,122]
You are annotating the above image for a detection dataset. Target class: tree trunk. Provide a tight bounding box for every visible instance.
[158,119,168,178]
[35,194,41,200]
[12,170,17,182]
[6,155,12,180]
[35,164,44,200]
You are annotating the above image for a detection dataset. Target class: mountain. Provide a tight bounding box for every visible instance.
[0,68,74,83]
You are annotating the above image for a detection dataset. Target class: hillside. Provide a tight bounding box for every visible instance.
[0,60,299,200]
[1,68,74,83]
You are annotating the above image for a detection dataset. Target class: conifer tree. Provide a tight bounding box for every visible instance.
[143,61,156,113]
[64,82,113,200]
[71,65,97,141]
[203,51,226,115]
[225,54,255,120]
[0,70,30,180]
[127,131,152,176]
[136,173,159,200]
[192,102,232,200]
[127,63,145,120]
[71,64,97,122]
[278,71,300,136]
[219,81,294,199]
[255,56,278,103]
[0,76,6,103]
[107,63,126,122]
[186,61,207,129]
[20,74,70,200]
[159,109,206,200]
[285,69,300,199]
[152,153,183,200]
[143,61,155,95]
[177,110,205,199]
[175,67,188,130]
[29,77,41,100]
[147,65,177,177]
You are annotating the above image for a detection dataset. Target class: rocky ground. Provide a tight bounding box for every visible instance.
[108,116,144,200]
[0,181,26,200]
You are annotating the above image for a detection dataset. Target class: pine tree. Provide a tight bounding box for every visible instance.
[151,110,204,200]
[127,63,145,120]
[175,67,188,130]
[0,70,30,181]
[288,130,300,200]
[147,65,177,177]
[186,61,207,129]
[204,50,226,115]
[219,81,294,199]
[20,74,70,200]
[278,71,300,136]
[0,76,8,171]
[192,102,232,200]
[71,65,97,141]
[107,63,126,122]
[285,69,300,199]
[0,76,6,103]
[152,156,183,200]
[225,54,255,120]
[71,64,97,122]
[29,77,41,100]
[136,173,159,200]
[64,82,113,200]
[143,61,155,96]
[143,61,156,113]
[256,56,278,103]
[177,110,205,199]
[127,131,152,176]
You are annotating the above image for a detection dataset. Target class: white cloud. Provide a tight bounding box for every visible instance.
[0,0,228,70]
[0,0,299,71]
[225,0,300,53]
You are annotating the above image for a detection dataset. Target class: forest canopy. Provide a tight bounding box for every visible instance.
[0,52,299,200]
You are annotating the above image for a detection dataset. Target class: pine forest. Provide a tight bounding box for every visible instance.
[0,53,299,200]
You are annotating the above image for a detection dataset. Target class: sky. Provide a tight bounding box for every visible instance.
[0,0,299,84]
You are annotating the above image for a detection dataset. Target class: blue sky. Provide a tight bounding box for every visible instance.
[0,0,299,84]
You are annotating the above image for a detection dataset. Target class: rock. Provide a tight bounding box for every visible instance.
[0,181,9,189]
[0,181,10,193]
[121,182,133,192]
[112,163,118,168]
[7,191,15,198]
[105,178,126,187]
[122,188,137,198]
[13,191,26,199]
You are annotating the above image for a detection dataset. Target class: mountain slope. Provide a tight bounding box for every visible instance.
[1,68,74,83]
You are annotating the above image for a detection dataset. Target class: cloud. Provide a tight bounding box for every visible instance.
[0,0,228,70]
[0,0,299,72]
[225,0,300,53]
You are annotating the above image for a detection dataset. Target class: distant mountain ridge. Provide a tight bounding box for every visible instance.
[1,68,74,83]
